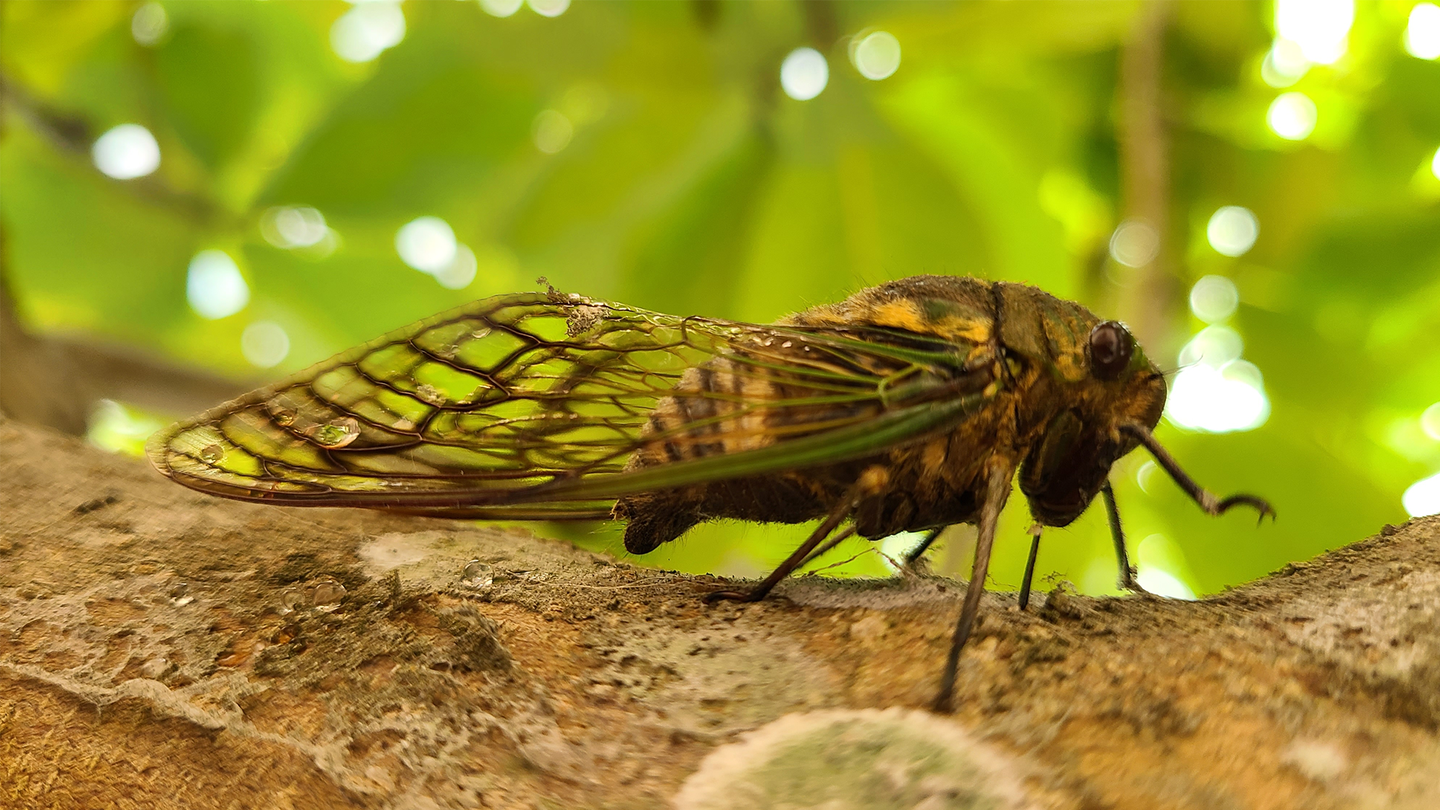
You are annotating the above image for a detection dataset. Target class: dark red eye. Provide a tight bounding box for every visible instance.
[1089,321,1133,381]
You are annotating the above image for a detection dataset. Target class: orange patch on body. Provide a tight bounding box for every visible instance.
[868,300,929,334]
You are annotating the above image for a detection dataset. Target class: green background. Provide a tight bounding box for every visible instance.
[3,0,1437,596]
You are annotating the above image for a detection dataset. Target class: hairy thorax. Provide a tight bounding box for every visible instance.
[613,277,1020,553]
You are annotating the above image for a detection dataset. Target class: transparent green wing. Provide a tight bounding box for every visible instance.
[148,291,999,518]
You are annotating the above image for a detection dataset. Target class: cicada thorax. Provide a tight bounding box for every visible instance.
[615,278,1017,553]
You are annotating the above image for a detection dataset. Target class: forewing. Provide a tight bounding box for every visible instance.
[149,292,998,516]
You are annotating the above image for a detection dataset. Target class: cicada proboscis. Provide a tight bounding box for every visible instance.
[148,275,1273,710]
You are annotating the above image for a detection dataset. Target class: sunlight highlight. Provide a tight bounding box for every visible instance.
[131,3,168,46]
[1422,402,1440,441]
[186,250,249,320]
[241,321,291,368]
[87,399,163,458]
[261,206,330,249]
[1189,276,1240,324]
[851,32,901,80]
[1405,3,1440,60]
[1402,471,1440,517]
[1178,325,1244,368]
[878,531,927,571]
[1108,220,1159,268]
[533,110,574,154]
[1136,568,1196,600]
[1169,320,1269,434]
[396,217,457,273]
[479,0,523,17]
[92,124,161,180]
[527,0,570,17]
[1275,0,1353,65]
[1267,92,1317,141]
[1135,460,1159,495]
[1167,361,1269,433]
[1261,38,1310,87]
[434,244,478,290]
[780,48,828,101]
[331,1,406,64]
[1205,206,1259,257]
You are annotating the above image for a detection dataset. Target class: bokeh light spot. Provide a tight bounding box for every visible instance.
[92,124,161,180]
[1108,220,1159,268]
[1178,325,1244,368]
[1135,568,1197,600]
[1402,471,1440,517]
[780,47,829,101]
[1135,460,1159,494]
[1432,145,1440,181]
[131,2,168,46]
[1206,206,1259,257]
[1189,276,1240,324]
[87,399,163,458]
[434,244,478,290]
[241,321,291,368]
[186,250,249,320]
[331,1,406,64]
[261,206,329,249]
[396,217,457,273]
[1274,0,1353,65]
[1167,359,1269,433]
[527,0,570,18]
[1421,402,1440,441]
[1404,3,1440,60]
[479,0,523,17]
[532,110,574,154]
[851,31,901,80]
[1267,92,1317,141]
[1261,38,1309,87]
[877,531,926,571]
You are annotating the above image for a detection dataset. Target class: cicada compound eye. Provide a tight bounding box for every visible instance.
[1088,321,1133,381]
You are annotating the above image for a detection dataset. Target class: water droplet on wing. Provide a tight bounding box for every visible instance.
[311,417,360,448]
[267,395,298,426]
[199,444,224,463]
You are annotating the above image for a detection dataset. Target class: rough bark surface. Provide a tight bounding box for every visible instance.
[1,417,1436,810]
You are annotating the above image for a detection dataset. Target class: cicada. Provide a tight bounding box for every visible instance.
[149,275,1272,710]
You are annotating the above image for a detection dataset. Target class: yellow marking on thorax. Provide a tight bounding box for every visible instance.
[929,316,991,344]
[867,300,929,334]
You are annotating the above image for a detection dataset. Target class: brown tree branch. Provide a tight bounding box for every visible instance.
[2,418,1437,809]
[0,256,249,434]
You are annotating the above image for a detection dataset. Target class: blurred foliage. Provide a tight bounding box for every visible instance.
[2,0,1437,596]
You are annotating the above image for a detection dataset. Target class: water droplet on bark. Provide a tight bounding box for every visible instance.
[460,560,493,589]
[307,575,347,612]
[168,582,194,606]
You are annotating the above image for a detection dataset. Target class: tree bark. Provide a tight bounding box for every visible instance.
[1,418,1436,810]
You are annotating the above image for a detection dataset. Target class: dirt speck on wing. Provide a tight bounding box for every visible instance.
[2,416,1438,810]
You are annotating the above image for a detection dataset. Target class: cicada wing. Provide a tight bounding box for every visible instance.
[149,291,998,515]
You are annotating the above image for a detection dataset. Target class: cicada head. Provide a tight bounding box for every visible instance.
[1019,319,1167,527]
